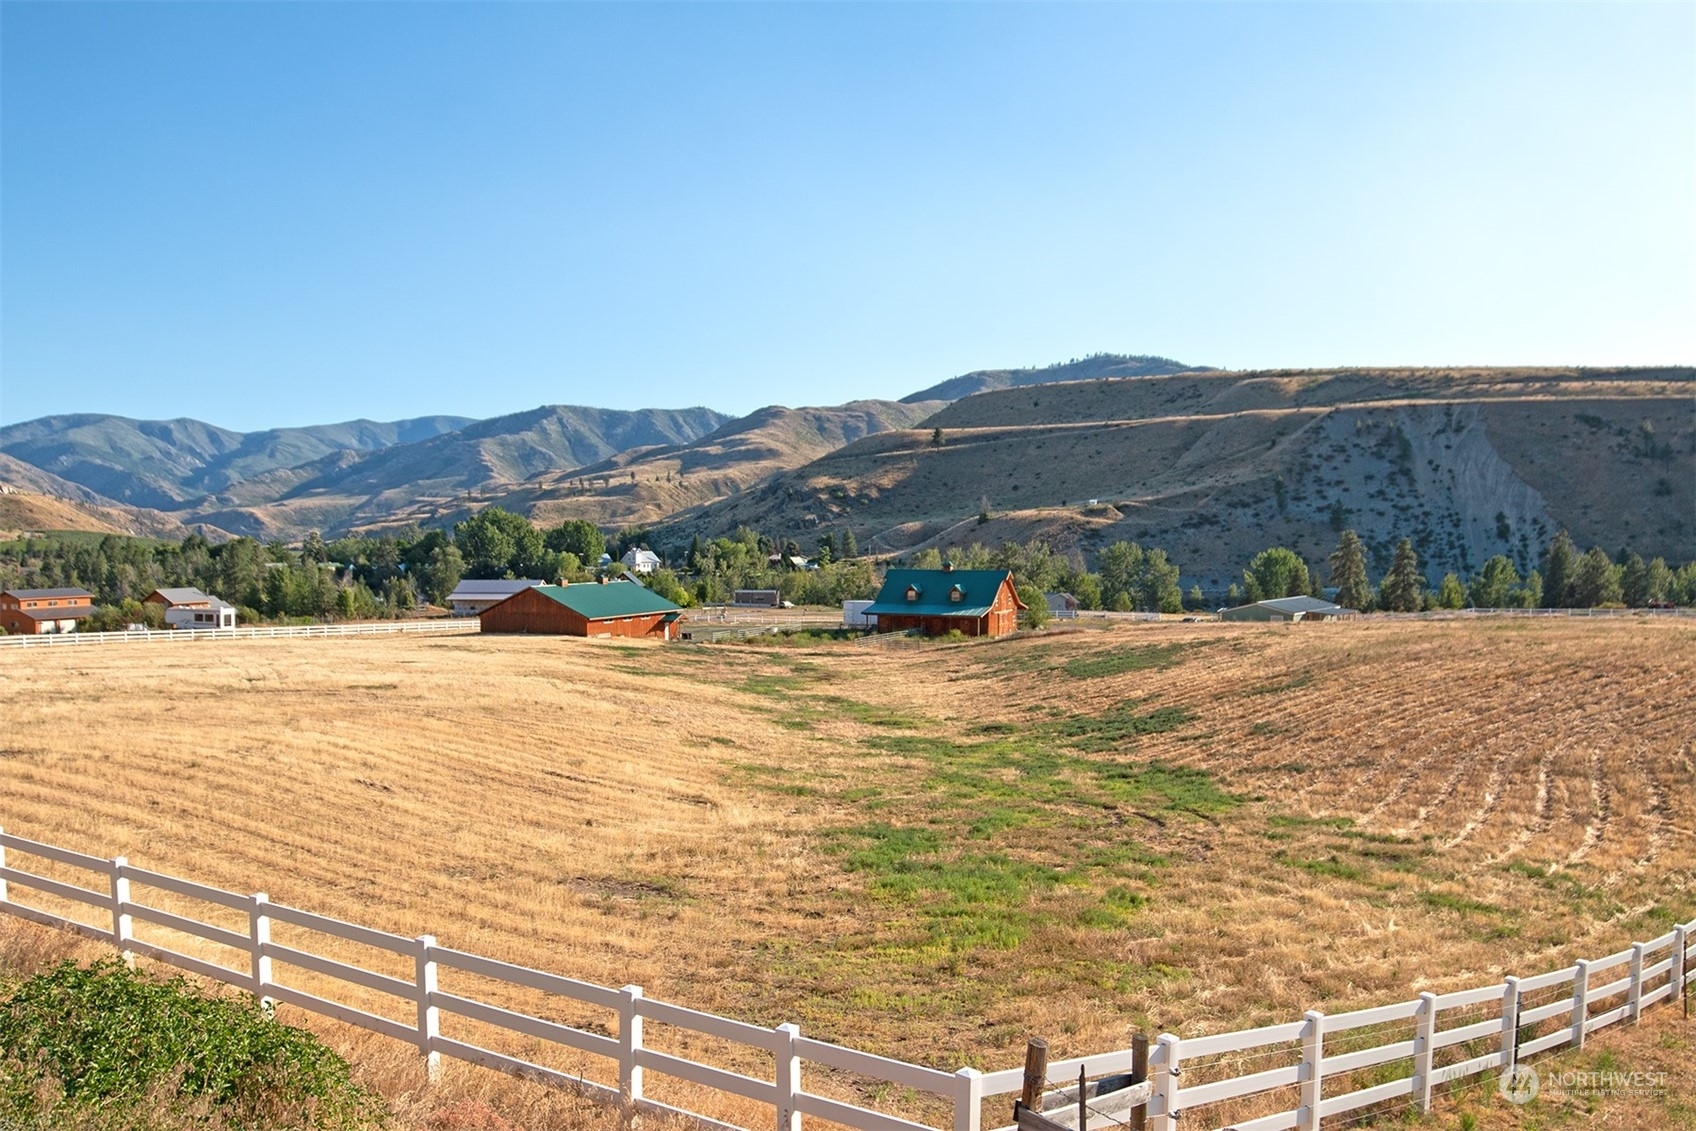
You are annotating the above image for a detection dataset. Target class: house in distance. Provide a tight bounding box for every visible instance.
[143,587,237,630]
[0,587,95,635]
[479,579,685,640]
[864,563,1025,637]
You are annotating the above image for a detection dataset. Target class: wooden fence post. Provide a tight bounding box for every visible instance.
[1413,991,1437,1114]
[1020,1038,1049,1110]
[953,1066,984,1131]
[1570,960,1589,1049]
[1500,977,1521,1077]
[1299,1010,1323,1131]
[775,1023,801,1131]
[619,984,644,1113]
[1150,1034,1180,1131]
[1130,1033,1149,1131]
[249,892,274,1011]
[415,935,441,1083]
[109,857,133,966]
[1628,944,1645,1024]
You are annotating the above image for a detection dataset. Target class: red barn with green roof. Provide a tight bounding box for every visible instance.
[479,580,684,640]
[864,564,1024,637]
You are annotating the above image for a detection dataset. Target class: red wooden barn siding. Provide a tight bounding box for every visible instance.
[479,587,673,639]
[877,578,1022,638]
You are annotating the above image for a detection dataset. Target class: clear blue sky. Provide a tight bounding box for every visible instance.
[2,2,1691,432]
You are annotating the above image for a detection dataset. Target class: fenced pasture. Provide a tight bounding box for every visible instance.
[0,617,478,647]
[1,618,1691,1127]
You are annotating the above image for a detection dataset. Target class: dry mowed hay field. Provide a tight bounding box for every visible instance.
[2,618,1692,1129]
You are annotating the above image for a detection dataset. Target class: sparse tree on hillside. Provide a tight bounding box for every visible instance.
[1327,530,1372,611]
[1378,538,1424,612]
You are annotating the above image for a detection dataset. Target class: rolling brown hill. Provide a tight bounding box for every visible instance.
[354,400,943,535]
[652,367,1696,590]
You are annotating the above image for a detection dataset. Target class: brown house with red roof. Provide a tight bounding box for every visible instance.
[0,588,96,635]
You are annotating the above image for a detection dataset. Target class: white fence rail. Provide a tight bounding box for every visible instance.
[0,829,1689,1131]
[0,619,479,648]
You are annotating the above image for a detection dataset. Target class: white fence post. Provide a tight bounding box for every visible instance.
[1570,960,1590,1049]
[0,826,8,904]
[620,984,644,1112]
[952,1066,983,1131]
[249,892,274,1010]
[1299,1010,1323,1131]
[775,1023,801,1131]
[1500,977,1520,1076]
[1150,1033,1180,1131]
[109,856,133,965]
[1413,991,1437,1113]
[1628,943,1645,1024]
[1674,926,1688,1004]
[416,935,442,1083]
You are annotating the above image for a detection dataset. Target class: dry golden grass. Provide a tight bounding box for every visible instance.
[1,618,1691,1128]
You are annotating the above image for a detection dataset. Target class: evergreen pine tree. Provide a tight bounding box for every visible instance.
[1379,538,1424,612]
[1541,530,1578,608]
[1327,530,1372,611]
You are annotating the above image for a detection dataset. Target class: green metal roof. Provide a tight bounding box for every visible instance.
[525,582,683,620]
[864,569,1021,618]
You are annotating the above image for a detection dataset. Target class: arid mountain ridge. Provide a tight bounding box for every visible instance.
[2,358,1692,587]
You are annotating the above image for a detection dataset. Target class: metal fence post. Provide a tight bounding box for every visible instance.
[1571,960,1590,1049]
[1150,1034,1181,1131]
[620,984,645,1113]
[953,1066,983,1131]
[249,892,274,1011]
[416,935,441,1083]
[1413,991,1437,1113]
[1500,977,1521,1076]
[110,857,133,965]
[1628,944,1645,1024]
[776,1023,801,1131]
[1300,1011,1323,1131]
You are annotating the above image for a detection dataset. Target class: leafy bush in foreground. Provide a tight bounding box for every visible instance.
[0,958,385,1130]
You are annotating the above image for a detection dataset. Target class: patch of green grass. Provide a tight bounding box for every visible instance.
[1041,704,1195,752]
[1421,890,1501,916]
[1279,853,1365,881]
[1245,672,1314,696]
[1268,813,1355,830]
[1061,643,1198,679]
[0,959,383,1130]
[1093,761,1239,814]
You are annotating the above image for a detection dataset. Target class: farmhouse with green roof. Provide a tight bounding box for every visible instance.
[864,563,1025,637]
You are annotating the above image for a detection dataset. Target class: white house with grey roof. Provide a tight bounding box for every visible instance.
[446,578,546,617]
[1219,595,1355,623]
[143,587,237,629]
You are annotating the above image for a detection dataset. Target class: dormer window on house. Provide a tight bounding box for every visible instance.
[949,584,964,603]
[905,585,921,602]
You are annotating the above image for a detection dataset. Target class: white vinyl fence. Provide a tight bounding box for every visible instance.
[0,619,479,648]
[0,829,1689,1131]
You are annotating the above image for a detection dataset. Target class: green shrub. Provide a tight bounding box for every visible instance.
[0,958,385,1129]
